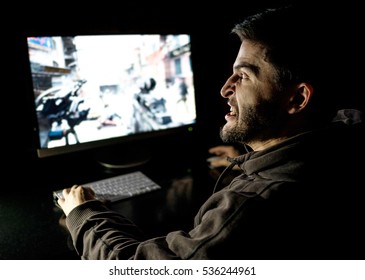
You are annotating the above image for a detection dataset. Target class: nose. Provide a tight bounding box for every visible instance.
[220,76,235,98]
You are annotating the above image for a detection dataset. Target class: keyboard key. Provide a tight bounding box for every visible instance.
[53,171,161,206]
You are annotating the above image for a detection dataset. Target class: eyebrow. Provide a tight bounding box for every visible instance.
[234,62,260,76]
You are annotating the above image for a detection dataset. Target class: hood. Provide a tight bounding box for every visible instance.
[217,108,363,189]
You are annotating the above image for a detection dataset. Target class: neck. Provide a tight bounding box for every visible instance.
[248,137,289,151]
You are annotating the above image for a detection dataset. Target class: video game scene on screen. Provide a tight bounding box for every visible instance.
[28,35,196,150]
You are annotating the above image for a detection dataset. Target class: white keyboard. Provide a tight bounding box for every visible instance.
[53,171,161,205]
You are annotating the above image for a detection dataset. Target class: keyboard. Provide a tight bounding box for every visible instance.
[53,171,162,206]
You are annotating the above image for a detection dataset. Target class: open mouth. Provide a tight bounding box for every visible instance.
[228,106,237,116]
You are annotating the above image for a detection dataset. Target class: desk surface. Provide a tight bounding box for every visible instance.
[0,151,217,259]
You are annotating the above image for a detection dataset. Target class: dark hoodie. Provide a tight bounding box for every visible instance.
[65,109,364,260]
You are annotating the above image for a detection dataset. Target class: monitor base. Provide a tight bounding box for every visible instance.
[95,146,152,170]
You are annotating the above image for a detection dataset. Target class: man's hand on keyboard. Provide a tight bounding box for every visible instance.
[57,185,96,216]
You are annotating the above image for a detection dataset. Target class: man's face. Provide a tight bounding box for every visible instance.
[219,40,289,147]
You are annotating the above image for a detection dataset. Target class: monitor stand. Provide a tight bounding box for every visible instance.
[94,145,152,170]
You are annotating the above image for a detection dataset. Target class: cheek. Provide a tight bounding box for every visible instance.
[236,87,257,109]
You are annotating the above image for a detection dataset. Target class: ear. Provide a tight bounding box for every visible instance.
[287,83,314,114]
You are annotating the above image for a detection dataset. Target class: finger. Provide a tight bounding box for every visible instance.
[210,158,230,167]
[69,185,82,195]
[57,197,64,208]
[71,185,80,190]
[62,188,70,197]
[208,147,221,155]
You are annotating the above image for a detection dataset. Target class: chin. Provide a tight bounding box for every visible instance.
[223,121,236,132]
[220,124,233,139]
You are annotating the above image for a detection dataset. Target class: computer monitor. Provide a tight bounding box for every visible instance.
[26,33,197,168]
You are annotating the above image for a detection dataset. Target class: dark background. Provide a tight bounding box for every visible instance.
[1,1,364,259]
[5,0,364,171]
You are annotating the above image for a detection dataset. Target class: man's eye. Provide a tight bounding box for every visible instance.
[238,73,249,82]
[241,73,249,79]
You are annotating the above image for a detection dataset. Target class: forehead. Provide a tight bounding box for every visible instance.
[234,40,269,68]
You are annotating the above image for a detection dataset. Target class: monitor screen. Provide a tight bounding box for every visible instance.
[26,33,197,167]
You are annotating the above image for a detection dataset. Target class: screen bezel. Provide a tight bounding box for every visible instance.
[25,33,197,160]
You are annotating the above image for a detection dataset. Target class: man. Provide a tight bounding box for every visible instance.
[58,4,364,259]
